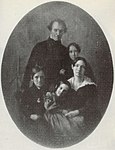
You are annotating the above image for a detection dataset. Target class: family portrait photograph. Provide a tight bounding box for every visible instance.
[0,0,114,150]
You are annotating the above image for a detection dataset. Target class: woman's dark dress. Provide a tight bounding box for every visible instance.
[20,84,54,146]
[44,76,101,146]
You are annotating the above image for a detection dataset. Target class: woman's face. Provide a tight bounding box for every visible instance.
[69,45,79,61]
[32,71,45,88]
[72,60,86,78]
[55,83,69,97]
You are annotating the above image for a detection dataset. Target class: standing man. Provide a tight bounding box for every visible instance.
[21,18,69,91]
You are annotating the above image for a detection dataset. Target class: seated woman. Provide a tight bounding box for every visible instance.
[44,80,86,146]
[20,65,53,144]
[67,57,101,135]
[21,65,46,120]
[44,57,101,146]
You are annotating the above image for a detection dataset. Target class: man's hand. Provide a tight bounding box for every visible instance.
[59,69,66,75]
[65,110,79,118]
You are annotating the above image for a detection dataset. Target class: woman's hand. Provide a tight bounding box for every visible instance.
[65,110,79,118]
[30,114,40,121]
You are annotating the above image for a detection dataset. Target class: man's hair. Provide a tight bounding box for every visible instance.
[68,42,81,53]
[31,65,44,79]
[47,18,67,33]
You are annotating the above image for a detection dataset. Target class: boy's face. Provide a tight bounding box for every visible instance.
[55,83,69,97]
[69,45,79,61]
[32,71,45,89]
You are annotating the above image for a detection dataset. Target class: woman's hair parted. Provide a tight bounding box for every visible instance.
[72,57,87,68]
[68,42,81,53]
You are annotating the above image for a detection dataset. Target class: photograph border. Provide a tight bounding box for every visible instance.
[0,0,115,150]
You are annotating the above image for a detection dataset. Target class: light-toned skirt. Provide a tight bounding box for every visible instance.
[44,108,85,141]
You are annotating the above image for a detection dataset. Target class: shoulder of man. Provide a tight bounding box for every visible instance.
[58,41,66,49]
[33,39,48,49]
[29,39,48,56]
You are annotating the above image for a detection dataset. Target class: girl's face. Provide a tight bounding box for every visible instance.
[72,60,86,78]
[69,45,79,61]
[32,71,45,88]
[55,83,69,97]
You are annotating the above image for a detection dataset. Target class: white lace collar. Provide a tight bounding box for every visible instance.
[68,76,96,91]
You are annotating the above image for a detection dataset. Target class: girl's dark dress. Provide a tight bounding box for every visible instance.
[20,84,53,145]
[21,84,45,118]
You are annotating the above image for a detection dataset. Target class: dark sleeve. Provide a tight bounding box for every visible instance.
[21,88,46,118]
[78,85,99,117]
[85,62,95,82]
[59,47,72,80]
[61,47,69,69]
[20,89,34,118]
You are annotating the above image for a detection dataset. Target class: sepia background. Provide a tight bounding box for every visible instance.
[0,0,115,150]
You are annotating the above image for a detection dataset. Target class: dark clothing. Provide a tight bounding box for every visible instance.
[62,58,73,80]
[44,82,101,145]
[68,76,101,130]
[68,85,101,123]
[45,84,101,127]
[21,38,68,90]
[57,85,98,114]
[20,84,55,145]
[21,84,45,118]
[57,58,73,81]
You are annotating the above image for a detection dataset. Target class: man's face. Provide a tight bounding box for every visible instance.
[32,71,45,88]
[50,21,65,41]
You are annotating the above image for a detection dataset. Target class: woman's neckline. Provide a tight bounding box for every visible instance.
[68,76,96,91]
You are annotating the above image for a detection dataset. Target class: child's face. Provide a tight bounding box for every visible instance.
[55,83,69,97]
[69,45,79,61]
[32,71,45,88]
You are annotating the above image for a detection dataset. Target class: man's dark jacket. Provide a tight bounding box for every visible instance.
[22,38,68,90]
